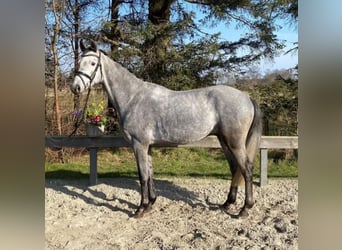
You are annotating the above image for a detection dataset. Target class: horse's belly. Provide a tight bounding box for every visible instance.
[153,117,216,144]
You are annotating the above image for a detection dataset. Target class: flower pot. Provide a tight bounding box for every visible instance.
[86,124,105,137]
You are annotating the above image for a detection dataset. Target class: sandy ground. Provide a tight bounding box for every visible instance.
[45,177,298,249]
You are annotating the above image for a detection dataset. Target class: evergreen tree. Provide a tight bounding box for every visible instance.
[100,0,297,89]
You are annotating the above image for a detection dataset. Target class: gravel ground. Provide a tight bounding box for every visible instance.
[45,178,298,249]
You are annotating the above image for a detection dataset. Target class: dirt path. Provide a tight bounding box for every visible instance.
[45,178,298,249]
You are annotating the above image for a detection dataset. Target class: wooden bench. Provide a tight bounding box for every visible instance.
[45,135,298,186]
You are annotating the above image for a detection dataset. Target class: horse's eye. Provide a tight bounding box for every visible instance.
[91,62,96,66]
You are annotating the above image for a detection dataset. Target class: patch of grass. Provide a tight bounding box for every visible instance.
[266,159,298,177]
[45,148,298,179]
[151,148,229,178]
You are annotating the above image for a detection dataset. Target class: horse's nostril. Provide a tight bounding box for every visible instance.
[72,85,81,94]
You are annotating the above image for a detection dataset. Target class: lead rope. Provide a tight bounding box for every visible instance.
[69,86,92,137]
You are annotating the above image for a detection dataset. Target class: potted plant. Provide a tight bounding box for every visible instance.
[85,100,108,137]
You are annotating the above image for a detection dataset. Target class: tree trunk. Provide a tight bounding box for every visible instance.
[110,0,120,51]
[73,0,80,112]
[51,0,64,162]
[106,0,121,117]
[148,0,173,25]
[143,0,174,83]
[51,0,62,136]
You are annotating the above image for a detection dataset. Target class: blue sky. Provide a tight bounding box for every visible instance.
[182,2,298,75]
[202,22,298,74]
[206,24,297,75]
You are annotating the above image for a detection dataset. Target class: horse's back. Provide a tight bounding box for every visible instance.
[204,85,253,119]
[122,84,254,145]
[207,84,250,103]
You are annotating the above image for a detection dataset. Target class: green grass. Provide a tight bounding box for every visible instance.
[45,148,298,179]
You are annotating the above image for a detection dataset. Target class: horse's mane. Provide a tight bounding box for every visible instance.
[81,48,108,56]
[99,49,108,56]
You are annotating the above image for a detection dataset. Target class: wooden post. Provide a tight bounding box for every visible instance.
[260,148,268,187]
[89,148,98,186]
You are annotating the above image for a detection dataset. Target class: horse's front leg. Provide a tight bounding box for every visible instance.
[132,140,155,218]
[147,147,157,205]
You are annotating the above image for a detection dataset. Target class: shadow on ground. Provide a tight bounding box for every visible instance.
[45,171,205,216]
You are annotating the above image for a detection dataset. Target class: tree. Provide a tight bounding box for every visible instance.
[98,0,297,89]
[236,69,298,136]
[185,0,298,68]
[48,0,64,136]
[64,0,99,110]
[45,0,101,136]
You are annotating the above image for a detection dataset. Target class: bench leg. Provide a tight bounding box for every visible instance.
[260,148,268,187]
[89,148,98,186]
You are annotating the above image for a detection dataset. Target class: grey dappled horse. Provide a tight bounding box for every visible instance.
[70,40,262,218]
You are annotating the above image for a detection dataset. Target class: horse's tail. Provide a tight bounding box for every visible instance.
[233,98,262,187]
[246,98,263,162]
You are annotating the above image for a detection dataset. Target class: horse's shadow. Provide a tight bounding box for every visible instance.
[45,175,207,217]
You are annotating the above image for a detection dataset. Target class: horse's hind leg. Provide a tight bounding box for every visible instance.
[219,135,255,217]
[230,146,255,218]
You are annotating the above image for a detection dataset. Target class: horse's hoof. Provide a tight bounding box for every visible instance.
[238,209,249,218]
[220,202,231,212]
[133,207,147,219]
[150,197,157,205]
[144,204,153,213]
[133,203,154,218]
[133,208,145,218]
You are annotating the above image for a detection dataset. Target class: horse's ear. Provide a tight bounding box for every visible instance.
[89,40,97,52]
[80,39,86,52]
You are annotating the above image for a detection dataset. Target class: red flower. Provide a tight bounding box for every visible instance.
[92,115,101,123]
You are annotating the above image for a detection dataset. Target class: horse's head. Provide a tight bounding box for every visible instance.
[70,40,103,95]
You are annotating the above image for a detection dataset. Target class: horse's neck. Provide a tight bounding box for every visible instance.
[102,55,145,117]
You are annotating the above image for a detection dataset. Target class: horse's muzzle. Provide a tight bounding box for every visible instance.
[70,83,81,95]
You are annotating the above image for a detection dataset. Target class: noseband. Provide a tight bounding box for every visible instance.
[75,51,102,90]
